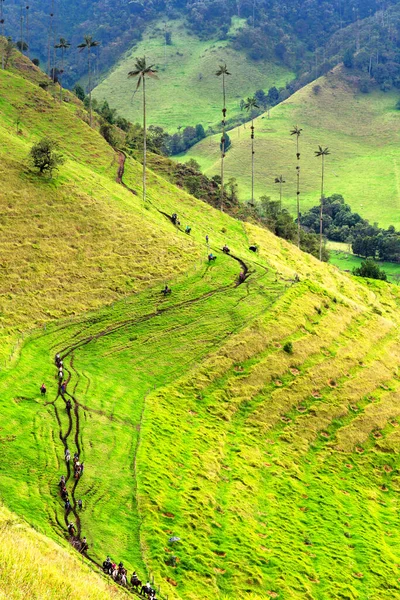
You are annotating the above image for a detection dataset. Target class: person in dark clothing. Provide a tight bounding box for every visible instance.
[40,383,47,396]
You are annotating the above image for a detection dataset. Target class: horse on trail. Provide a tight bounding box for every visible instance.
[112,569,127,586]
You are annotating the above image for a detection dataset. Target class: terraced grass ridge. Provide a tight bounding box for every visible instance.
[92,18,293,132]
[182,66,400,230]
[1,49,400,600]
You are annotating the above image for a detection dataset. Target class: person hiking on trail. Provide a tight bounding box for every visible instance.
[66,399,72,412]
[162,284,171,296]
[205,235,209,245]
[67,522,75,536]
[171,213,177,224]
[61,487,68,501]
[185,225,191,234]
[80,462,84,476]
[55,353,60,365]
[58,475,65,487]
[65,499,71,513]
[80,537,88,554]
[61,381,67,396]
[40,383,46,396]
[78,499,83,510]
[58,370,63,381]
[65,448,71,462]
[238,271,246,284]
[222,244,230,254]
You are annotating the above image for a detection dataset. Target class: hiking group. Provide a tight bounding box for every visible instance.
[102,558,158,597]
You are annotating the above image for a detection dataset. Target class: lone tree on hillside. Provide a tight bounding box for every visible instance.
[78,35,100,127]
[128,56,158,203]
[216,63,230,211]
[244,96,259,206]
[314,145,331,261]
[29,138,64,176]
[290,125,302,248]
[353,259,387,281]
[55,38,70,102]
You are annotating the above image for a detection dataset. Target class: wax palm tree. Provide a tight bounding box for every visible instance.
[25,5,29,58]
[128,56,158,203]
[55,38,70,102]
[48,0,54,76]
[244,96,259,205]
[216,63,230,211]
[315,146,330,261]
[0,0,4,69]
[274,175,285,210]
[78,35,100,127]
[290,125,302,248]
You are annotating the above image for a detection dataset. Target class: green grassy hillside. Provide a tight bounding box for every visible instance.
[92,19,293,132]
[2,54,400,600]
[182,66,400,229]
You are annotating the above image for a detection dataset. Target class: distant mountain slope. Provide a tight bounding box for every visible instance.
[92,19,293,131]
[181,66,400,229]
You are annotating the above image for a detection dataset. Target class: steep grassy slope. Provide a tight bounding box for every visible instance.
[0,63,204,362]
[182,67,400,229]
[92,19,293,131]
[0,504,128,600]
[2,57,400,600]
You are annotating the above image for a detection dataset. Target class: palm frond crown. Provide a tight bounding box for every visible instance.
[290,125,303,137]
[244,96,259,111]
[216,63,230,77]
[315,146,330,157]
[128,56,158,88]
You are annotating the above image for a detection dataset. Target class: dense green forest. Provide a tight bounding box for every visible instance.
[4,0,400,88]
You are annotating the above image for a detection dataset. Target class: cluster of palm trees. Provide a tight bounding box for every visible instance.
[214,65,331,260]
[122,55,331,261]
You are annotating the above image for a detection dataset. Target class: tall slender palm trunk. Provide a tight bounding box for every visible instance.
[250,118,255,205]
[296,135,301,248]
[19,4,23,53]
[1,0,5,69]
[319,155,325,261]
[25,6,29,58]
[142,76,147,203]
[220,72,226,212]
[60,48,64,102]
[88,46,92,126]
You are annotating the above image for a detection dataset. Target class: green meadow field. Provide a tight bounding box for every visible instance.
[2,45,400,600]
[181,67,400,230]
[92,19,293,132]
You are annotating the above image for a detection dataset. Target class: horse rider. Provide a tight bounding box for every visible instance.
[131,571,140,585]
[222,244,230,254]
[103,557,112,574]
[118,562,127,577]
[58,475,65,487]
[162,284,171,296]
[67,522,76,536]
[80,537,88,554]
[141,582,152,596]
